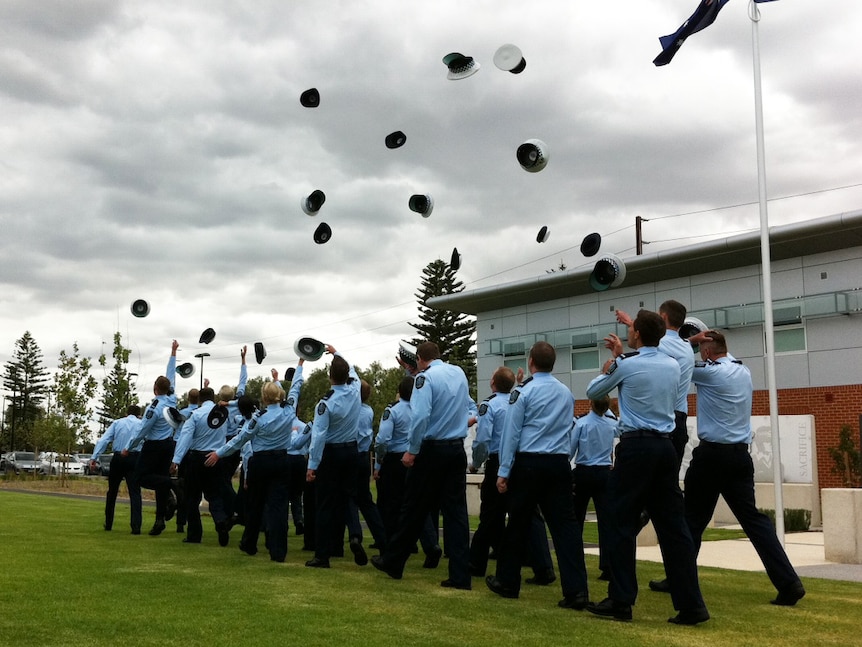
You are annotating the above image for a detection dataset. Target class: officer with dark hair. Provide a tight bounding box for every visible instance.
[91,404,143,534]
[125,340,182,536]
[586,310,708,625]
[372,341,472,590]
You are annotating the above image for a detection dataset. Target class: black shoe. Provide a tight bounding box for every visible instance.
[239,541,258,556]
[649,578,670,593]
[558,594,590,610]
[305,557,330,568]
[485,575,519,599]
[350,537,368,566]
[469,563,486,578]
[148,521,166,536]
[217,525,230,547]
[597,571,610,581]
[164,492,177,522]
[182,538,201,544]
[131,528,141,535]
[771,582,805,606]
[371,555,403,580]
[423,546,443,569]
[586,598,632,622]
[441,579,471,590]
[104,525,112,531]
[526,569,557,586]
[295,523,304,536]
[668,608,710,625]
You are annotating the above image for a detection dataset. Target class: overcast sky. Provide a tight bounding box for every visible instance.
[1,0,860,407]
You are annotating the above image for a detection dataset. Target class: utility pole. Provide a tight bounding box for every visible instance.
[636,216,649,255]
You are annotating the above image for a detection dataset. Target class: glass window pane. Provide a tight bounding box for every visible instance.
[571,349,599,371]
[774,327,806,353]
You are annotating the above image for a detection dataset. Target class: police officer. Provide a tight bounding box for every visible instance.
[170,387,231,545]
[216,346,249,521]
[651,330,805,606]
[174,387,200,535]
[305,346,362,568]
[374,377,442,565]
[125,340,182,536]
[91,405,143,534]
[205,361,304,562]
[571,396,617,581]
[485,342,588,609]
[371,341,472,589]
[585,310,708,624]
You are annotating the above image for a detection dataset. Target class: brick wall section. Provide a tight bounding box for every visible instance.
[578,384,862,489]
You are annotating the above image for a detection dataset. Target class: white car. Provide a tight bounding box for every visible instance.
[39,453,85,476]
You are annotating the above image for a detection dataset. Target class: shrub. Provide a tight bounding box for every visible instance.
[758,507,811,532]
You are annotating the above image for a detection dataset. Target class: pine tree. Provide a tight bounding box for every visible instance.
[97,332,140,429]
[408,259,477,398]
[2,331,50,450]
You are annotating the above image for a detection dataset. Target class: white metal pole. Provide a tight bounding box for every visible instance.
[750,0,785,543]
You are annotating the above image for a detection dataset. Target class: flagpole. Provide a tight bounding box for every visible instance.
[750,0,785,544]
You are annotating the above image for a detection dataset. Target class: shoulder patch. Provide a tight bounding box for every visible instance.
[303,423,312,435]
[478,402,489,416]
[286,396,295,407]
[317,401,327,416]
[415,375,426,389]
[508,390,521,405]
[247,417,258,431]
[607,359,618,375]
[322,389,334,400]
[145,408,154,420]
[382,409,391,421]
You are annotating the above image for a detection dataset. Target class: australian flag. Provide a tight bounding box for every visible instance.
[653,0,731,66]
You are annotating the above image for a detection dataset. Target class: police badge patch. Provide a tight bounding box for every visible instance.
[317,402,327,415]
[287,397,295,407]
[415,375,426,389]
[509,390,520,404]
[382,409,391,421]
[478,403,489,416]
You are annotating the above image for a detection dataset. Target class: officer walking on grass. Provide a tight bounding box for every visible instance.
[91,405,143,534]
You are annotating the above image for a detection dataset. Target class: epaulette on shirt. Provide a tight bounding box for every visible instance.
[695,361,708,368]
[620,351,639,359]
[731,359,743,365]
[323,389,334,400]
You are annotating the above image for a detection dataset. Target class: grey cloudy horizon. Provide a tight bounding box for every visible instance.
[1,0,860,408]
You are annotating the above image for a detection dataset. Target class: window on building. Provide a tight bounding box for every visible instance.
[504,357,527,374]
[571,348,600,371]
[773,324,806,353]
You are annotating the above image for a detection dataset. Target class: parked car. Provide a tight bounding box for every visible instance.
[8,451,40,474]
[39,453,85,476]
[82,454,100,476]
[98,453,113,476]
[0,452,11,472]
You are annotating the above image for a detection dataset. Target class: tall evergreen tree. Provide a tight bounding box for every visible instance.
[408,259,477,398]
[97,332,139,428]
[2,331,50,450]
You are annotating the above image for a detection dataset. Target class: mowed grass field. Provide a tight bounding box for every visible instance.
[1,488,860,647]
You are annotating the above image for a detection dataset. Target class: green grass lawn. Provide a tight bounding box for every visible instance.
[1,490,859,647]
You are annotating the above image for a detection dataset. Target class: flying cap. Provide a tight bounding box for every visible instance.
[207,405,229,430]
[176,362,195,379]
[442,52,480,80]
[253,342,266,365]
[679,316,708,341]
[589,253,627,292]
[450,247,461,271]
[130,299,150,318]
[301,189,326,216]
[199,328,216,345]
[163,406,184,430]
[580,232,602,257]
[398,341,418,370]
[313,222,332,244]
[294,337,326,362]
[493,44,526,74]
[300,88,320,107]
[516,139,549,173]
[408,194,434,218]
[536,226,550,243]
[385,131,407,149]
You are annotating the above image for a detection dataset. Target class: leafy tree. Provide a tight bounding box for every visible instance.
[53,343,99,455]
[2,331,50,450]
[829,424,861,487]
[408,258,477,399]
[97,332,139,429]
[357,362,407,431]
[295,365,332,426]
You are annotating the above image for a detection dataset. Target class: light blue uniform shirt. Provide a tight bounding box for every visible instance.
[472,392,509,467]
[498,372,575,479]
[172,401,227,463]
[92,415,142,457]
[375,400,411,469]
[691,354,753,444]
[308,354,361,470]
[660,329,695,413]
[216,367,303,457]
[223,363,250,439]
[407,359,471,455]
[586,346,679,434]
[289,420,312,454]
[128,355,178,449]
[179,403,198,419]
[571,411,616,466]
[357,403,374,453]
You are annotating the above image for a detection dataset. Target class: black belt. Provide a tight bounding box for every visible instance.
[575,464,611,470]
[189,450,210,456]
[422,439,464,447]
[254,449,287,457]
[326,441,357,449]
[619,429,671,440]
[699,440,749,451]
